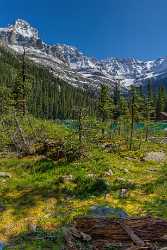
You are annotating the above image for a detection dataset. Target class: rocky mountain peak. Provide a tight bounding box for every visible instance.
[12,19,39,39]
[0,19,43,49]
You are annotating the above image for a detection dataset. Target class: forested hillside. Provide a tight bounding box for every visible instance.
[0,45,96,120]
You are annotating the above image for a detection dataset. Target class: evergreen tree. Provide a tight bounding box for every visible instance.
[119,96,129,117]
[128,86,144,149]
[113,80,121,120]
[98,84,112,136]
[129,87,135,150]
[156,85,166,120]
[0,86,12,115]
[12,72,30,115]
[11,48,31,116]
[147,80,153,101]
[144,81,154,140]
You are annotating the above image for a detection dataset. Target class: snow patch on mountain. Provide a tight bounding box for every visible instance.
[12,19,39,39]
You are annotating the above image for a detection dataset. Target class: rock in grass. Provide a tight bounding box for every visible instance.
[88,205,128,219]
[144,151,166,162]
[62,175,73,182]
[120,188,128,198]
[0,172,11,178]
[0,204,5,212]
[105,169,113,177]
[147,167,157,172]
[87,173,96,178]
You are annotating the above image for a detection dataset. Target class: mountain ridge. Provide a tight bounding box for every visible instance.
[1,19,167,90]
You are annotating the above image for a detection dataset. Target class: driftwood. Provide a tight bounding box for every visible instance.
[63,216,167,250]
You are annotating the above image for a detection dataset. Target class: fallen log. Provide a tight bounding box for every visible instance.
[119,221,145,247]
[73,216,167,248]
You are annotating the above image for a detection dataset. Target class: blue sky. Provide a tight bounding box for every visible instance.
[1,0,167,60]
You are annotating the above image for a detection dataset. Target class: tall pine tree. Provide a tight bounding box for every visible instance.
[98,84,112,137]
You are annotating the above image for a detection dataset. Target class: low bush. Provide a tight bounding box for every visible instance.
[74,176,109,197]
[32,159,55,173]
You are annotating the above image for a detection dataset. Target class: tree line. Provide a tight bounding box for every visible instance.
[0,46,96,120]
[94,81,167,150]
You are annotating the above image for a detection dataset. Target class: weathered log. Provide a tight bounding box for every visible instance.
[74,216,167,243]
[14,114,31,154]
[63,227,77,250]
[63,227,91,250]
[119,221,145,247]
[63,216,167,250]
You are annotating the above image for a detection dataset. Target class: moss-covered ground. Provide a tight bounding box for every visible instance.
[0,120,167,249]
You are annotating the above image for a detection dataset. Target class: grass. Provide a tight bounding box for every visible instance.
[1,121,167,249]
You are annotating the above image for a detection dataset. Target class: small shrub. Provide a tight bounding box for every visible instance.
[74,176,108,197]
[32,159,55,173]
[110,178,136,191]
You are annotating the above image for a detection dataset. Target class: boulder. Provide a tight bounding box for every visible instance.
[0,172,11,178]
[88,205,128,219]
[144,151,166,162]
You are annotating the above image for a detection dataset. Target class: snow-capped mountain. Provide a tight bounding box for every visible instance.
[1,19,167,91]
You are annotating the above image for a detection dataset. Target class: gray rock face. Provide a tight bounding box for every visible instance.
[0,19,41,48]
[89,205,128,219]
